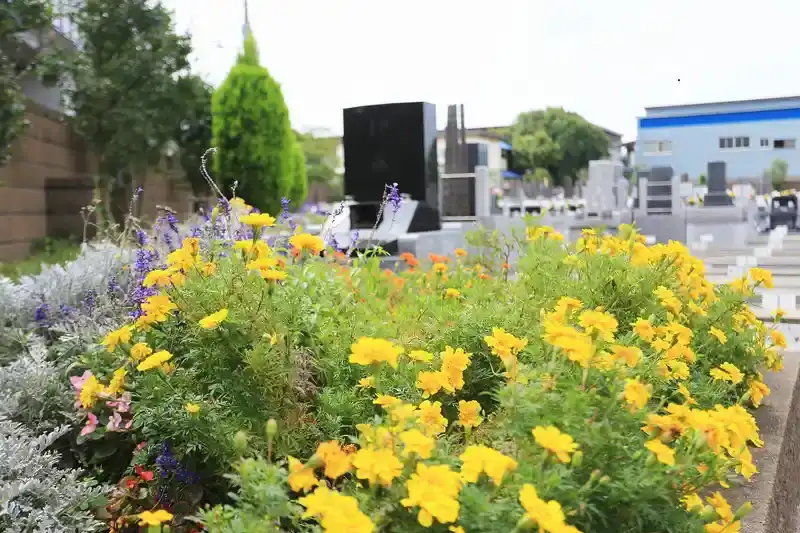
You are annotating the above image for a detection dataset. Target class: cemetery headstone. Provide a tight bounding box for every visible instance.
[585,160,619,216]
[562,176,574,199]
[704,161,733,206]
[647,166,674,214]
[615,175,629,210]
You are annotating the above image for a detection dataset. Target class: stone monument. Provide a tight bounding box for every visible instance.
[615,175,629,210]
[585,160,620,216]
[704,161,733,206]
[647,166,674,214]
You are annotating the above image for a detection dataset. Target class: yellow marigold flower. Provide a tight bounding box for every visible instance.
[234,240,255,253]
[484,328,528,359]
[138,510,173,527]
[416,370,445,398]
[433,262,448,274]
[554,296,584,317]
[518,484,574,533]
[79,375,105,409]
[246,256,278,271]
[729,276,752,295]
[457,400,483,429]
[130,342,153,362]
[349,337,403,369]
[578,309,618,342]
[748,378,770,407]
[316,440,353,479]
[610,344,642,367]
[105,368,127,397]
[771,329,787,349]
[532,426,578,463]
[261,269,288,282]
[102,326,133,353]
[287,456,319,493]
[140,294,177,323]
[416,400,449,436]
[623,378,651,411]
[654,286,682,315]
[200,262,217,276]
[650,337,670,353]
[709,327,727,345]
[352,447,403,487]
[454,248,467,257]
[137,350,173,372]
[682,492,704,511]
[142,269,173,288]
[373,395,403,407]
[199,308,228,329]
[297,486,374,533]
[184,402,201,414]
[229,197,248,210]
[459,445,518,486]
[358,376,375,389]
[289,233,325,254]
[444,288,461,298]
[644,439,675,466]
[439,346,472,392]
[735,445,757,480]
[399,429,435,459]
[707,492,734,522]
[407,349,434,362]
[748,267,774,288]
[658,359,690,381]
[181,237,200,255]
[400,463,462,527]
[449,527,465,533]
[710,362,744,385]
[678,384,698,405]
[240,213,276,228]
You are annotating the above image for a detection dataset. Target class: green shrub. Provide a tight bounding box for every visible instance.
[72,220,784,532]
[211,32,293,215]
[289,138,309,208]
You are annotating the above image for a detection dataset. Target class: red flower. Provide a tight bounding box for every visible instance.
[125,478,137,490]
[134,441,148,452]
[135,465,155,482]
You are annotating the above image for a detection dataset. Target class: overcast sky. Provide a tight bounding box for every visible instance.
[162,0,799,141]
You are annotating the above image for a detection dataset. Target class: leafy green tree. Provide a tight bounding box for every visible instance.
[61,0,192,220]
[511,107,610,186]
[175,73,213,196]
[288,138,308,207]
[294,129,340,185]
[0,0,63,166]
[768,159,789,191]
[212,32,293,215]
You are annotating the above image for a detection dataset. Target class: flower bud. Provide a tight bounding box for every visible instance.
[570,450,583,468]
[233,430,249,456]
[734,501,753,520]
[306,454,325,470]
[599,475,610,485]
[699,505,717,522]
[515,515,535,531]
[266,419,278,441]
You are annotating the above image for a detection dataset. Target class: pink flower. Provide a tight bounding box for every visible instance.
[107,392,131,413]
[70,370,93,408]
[107,411,123,432]
[80,413,98,436]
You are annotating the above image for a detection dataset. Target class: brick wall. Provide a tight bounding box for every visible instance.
[0,101,204,262]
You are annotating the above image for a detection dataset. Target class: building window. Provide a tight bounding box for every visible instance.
[760,138,770,148]
[643,140,671,155]
[774,139,796,149]
[719,136,749,149]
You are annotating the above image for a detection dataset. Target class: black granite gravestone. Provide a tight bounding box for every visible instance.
[704,161,733,206]
[342,102,441,233]
[647,166,674,213]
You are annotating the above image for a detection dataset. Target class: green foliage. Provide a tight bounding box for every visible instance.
[295,129,341,185]
[768,159,789,190]
[61,0,192,193]
[211,32,293,215]
[175,74,214,196]
[0,237,80,280]
[512,108,610,186]
[289,138,308,207]
[0,0,62,166]
[698,173,707,186]
[76,217,776,531]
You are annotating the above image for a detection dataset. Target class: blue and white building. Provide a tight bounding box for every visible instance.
[636,96,800,183]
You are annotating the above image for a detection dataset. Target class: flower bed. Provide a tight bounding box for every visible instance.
[52,198,788,533]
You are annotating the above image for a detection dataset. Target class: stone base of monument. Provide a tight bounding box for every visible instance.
[703,193,734,206]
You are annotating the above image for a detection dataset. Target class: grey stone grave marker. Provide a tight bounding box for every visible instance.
[704,161,733,206]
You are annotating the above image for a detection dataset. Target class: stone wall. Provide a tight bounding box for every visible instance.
[0,101,201,262]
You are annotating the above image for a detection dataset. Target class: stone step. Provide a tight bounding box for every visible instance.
[707,275,800,289]
[702,256,800,267]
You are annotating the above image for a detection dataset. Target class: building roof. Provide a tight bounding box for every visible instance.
[645,95,800,113]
